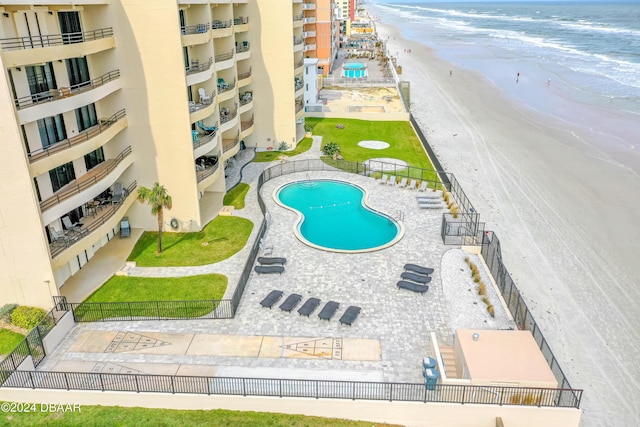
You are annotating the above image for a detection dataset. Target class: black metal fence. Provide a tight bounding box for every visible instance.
[231,219,267,316]
[0,370,581,408]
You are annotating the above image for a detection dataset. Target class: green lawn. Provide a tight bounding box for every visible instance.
[0,405,401,427]
[128,216,253,267]
[84,275,227,303]
[0,328,25,355]
[306,117,439,182]
[223,183,249,209]
[253,137,313,162]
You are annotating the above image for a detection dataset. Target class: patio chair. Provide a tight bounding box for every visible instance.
[418,181,428,192]
[318,301,340,321]
[198,88,211,104]
[379,175,389,185]
[111,182,124,204]
[400,272,432,284]
[258,257,287,265]
[387,176,396,186]
[298,298,321,316]
[50,226,76,247]
[339,306,361,326]
[254,265,285,275]
[217,78,228,90]
[279,294,302,312]
[397,281,429,294]
[404,264,434,275]
[260,290,284,309]
[398,177,408,188]
[62,216,88,236]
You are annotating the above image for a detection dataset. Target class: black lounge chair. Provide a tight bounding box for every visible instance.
[400,272,432,284]
[279,294,302,312]
[260,290,284,308]
[404,264,434,275]
[257,257,287,265]
[397,281,429,294]
[254,265,284,275]
[298,298,321,316]
[318,301,340,321]
[339,306,361,326]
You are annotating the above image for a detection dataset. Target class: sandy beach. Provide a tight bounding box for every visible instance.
[373,17,640,427]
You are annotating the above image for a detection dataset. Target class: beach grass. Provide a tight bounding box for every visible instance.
[306,118,439,182]
[223,183,249,209]
[0,328,25,355]
[0,404,401,427]
[127,216,253,267]
[253,137,313,162]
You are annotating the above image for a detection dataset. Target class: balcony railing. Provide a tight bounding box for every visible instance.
[304,43,316,51]
[295,101,304,113]
[212,19,233,30]
[28,109,126,163]
[294,60,304,69]
[181,23,211,35]
[293,14,304,22]
[238,68,252,80]
[235,42,250,53]
[241,114,254,131]
[0,28,113,51]
[39,146,132,212]
[196,160,220,183]
[48,181,137,258]
[294,37,303,46]
[185,57,213,75]
[239,93,253,106]
[303,17,316,24]
[223,136,240,153]
[193,121,219,150]
[188,92,215,113]
[295,80,303,91]
[302,3,316,10]
[215,50,234,62]
[220,107,238,125]
[233,16,249,25]
[303,30,316,38]
[14,70,120,110]
[218,79,236,94]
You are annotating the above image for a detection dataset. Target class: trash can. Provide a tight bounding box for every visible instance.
[425,368,439,391]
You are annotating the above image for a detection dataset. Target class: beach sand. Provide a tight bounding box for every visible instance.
[374,20,640,427]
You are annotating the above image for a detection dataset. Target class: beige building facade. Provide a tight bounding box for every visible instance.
[0,0,306,308]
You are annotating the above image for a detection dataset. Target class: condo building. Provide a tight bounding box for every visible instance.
[299,0,339,76]
[0,0,307,308]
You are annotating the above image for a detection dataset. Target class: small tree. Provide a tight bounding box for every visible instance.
[137,183,173,253]
[322,141,341,157]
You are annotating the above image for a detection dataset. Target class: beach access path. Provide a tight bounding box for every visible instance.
[374,18,640,427]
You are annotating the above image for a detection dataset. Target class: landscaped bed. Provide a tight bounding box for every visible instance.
[253,137,313,162]
[128,216,253,267]
[223,183,250,209]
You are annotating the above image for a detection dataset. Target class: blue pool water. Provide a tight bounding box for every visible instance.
[343,62,367,78]
[276,180,401,252]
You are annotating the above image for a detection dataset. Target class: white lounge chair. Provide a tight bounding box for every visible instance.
[387,176,396,186]
[418,181,428,192]
[198,88,211,104]
[408,179,418,190]
[398,177,408,188]
[50,226,77,246]
[380,175,389,185]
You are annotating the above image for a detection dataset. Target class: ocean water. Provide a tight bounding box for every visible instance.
[368,0,640,167]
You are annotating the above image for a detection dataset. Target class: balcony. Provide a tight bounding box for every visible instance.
[295,79,303,91]
[196,158,220,183]
[239,91,253,111]
[303,30,316,38]
[186,57,214,86]
[302,3,316,10]
[188,92,216,124]
[48,181,137,260]
[294,37,304,52]
[240,114,255,139]
[304,43,316,52]
[293,14,304,27]
[223,135,240,154]
[181,23,211,46]
[215,49,235,71]
[0,28,115,67]
[234,16,249,33]
[28,109,127,175]
[40,146,133,223]
[212,19,233,38]
[219,106,238,132]
[235,41,250,60]
[294,60,304,73]
[238,68,252,87]
[217,79,236,102]
[295,100,304,114]
[303,17,316,24]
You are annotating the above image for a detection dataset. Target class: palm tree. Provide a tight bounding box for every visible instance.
[136,183,173,253]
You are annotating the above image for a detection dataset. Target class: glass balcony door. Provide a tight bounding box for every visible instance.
[49,162,76,193]
[58,11,83,44]
[84,147,105,171]
[37,114,67,148]
[75,103,98,132]
[66,57,91,88]
[26,63,57,100]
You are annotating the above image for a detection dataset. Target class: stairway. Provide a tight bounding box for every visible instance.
[439,345,459,379]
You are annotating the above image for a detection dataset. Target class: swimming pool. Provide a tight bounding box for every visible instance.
[343,62,367,78]
[275,180,403,252]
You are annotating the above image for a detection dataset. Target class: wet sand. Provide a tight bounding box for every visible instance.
[375,19,640,427]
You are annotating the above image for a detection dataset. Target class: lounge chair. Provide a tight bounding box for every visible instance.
[111,182,124,204]
[404,264,434,275]
[298,298,321,316]
[339,306,361,326]
[419,202,444,209]
[257,257,287,265]
[400,272,432,284]
[416,193,440,200]
[387,176,396,186]
[418,181,428,192]
[408,179,418,190]
[318,301,340,321]
[260,290,284,308]
[279,294,302,312]
[398,177,408,188]
[50,227,76,247]
[397,281,429,294]
[380,175,389,185]
[62,216,88,236]
[254,265,285,275]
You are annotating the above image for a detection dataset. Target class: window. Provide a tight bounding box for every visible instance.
[66,57,90,87]
[58,11,82,44]
[26,63,56,96]
[37,114,67,148]
[84,147,105,171]
[306,83,309,91]
[49,162,76,193]
[75,103,97,131]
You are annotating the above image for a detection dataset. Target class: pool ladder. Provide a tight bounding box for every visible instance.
[395,210,404,222]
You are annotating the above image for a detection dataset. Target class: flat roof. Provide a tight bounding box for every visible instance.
[457,329,558,386]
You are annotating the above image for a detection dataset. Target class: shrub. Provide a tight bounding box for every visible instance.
[278,141,289,151]
[486,304,495,317]
[0,304,18,323]
[10,306,47,330]
[321,141,341,156]
[511,392,541,405]
[464,256,470,264]
[478,282,487,295]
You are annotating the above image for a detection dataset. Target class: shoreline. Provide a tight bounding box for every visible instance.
[372,14,640,427]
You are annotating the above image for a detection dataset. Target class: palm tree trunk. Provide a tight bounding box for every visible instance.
[157,207,163,253]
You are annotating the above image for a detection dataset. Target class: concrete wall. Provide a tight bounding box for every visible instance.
[41,311,75,355]
[0,388,582,427]
[305,111,410,121]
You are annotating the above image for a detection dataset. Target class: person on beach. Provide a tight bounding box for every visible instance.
[547,78,551,86]
[516,72,520,83]
[449,70,452,77]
